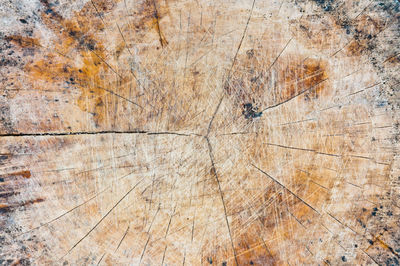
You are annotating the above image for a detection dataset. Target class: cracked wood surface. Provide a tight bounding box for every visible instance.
[0,0,400,265]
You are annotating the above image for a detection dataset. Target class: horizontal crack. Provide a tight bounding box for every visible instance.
[0,130,201,138]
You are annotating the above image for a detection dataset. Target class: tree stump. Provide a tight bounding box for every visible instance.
[0,0,399,265]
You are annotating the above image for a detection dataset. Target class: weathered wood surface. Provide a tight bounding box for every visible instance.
[0,0,399,265]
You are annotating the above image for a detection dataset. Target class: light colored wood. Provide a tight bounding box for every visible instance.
[0,0,399,265]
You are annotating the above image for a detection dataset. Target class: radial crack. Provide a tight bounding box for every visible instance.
[205,136,239,266]
[251,164,320,215]
[63,178,144,257]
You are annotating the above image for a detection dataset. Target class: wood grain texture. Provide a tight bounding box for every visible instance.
[0,0,399,265]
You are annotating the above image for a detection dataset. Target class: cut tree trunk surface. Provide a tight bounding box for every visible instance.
[0,0,399,265]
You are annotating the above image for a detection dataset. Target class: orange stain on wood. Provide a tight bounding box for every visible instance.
[384,54,400,65]
[12,0,172,127]
[7,0,123,127]
[5,35,41,48]
[139,0,170,46]
[346,39,368,57]
[8,170,31,179]
[224,44,330,114]
[234,232,278,265]
[366,236,400,258]
[281,57,329,100]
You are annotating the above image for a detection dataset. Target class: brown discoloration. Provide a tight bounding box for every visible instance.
[6,170,31,179]
[384,53,400,65]
[15,0,199,130]
[281,57,329,100]
[0,170,34,214]
[5,35,41,48]
[225,29,330,117]
[145,0,169,47]
[0,198,44,213]
[234,228,279,265]
[346,39,369,57]
[366,235,400,258]
[24,0,118,127]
